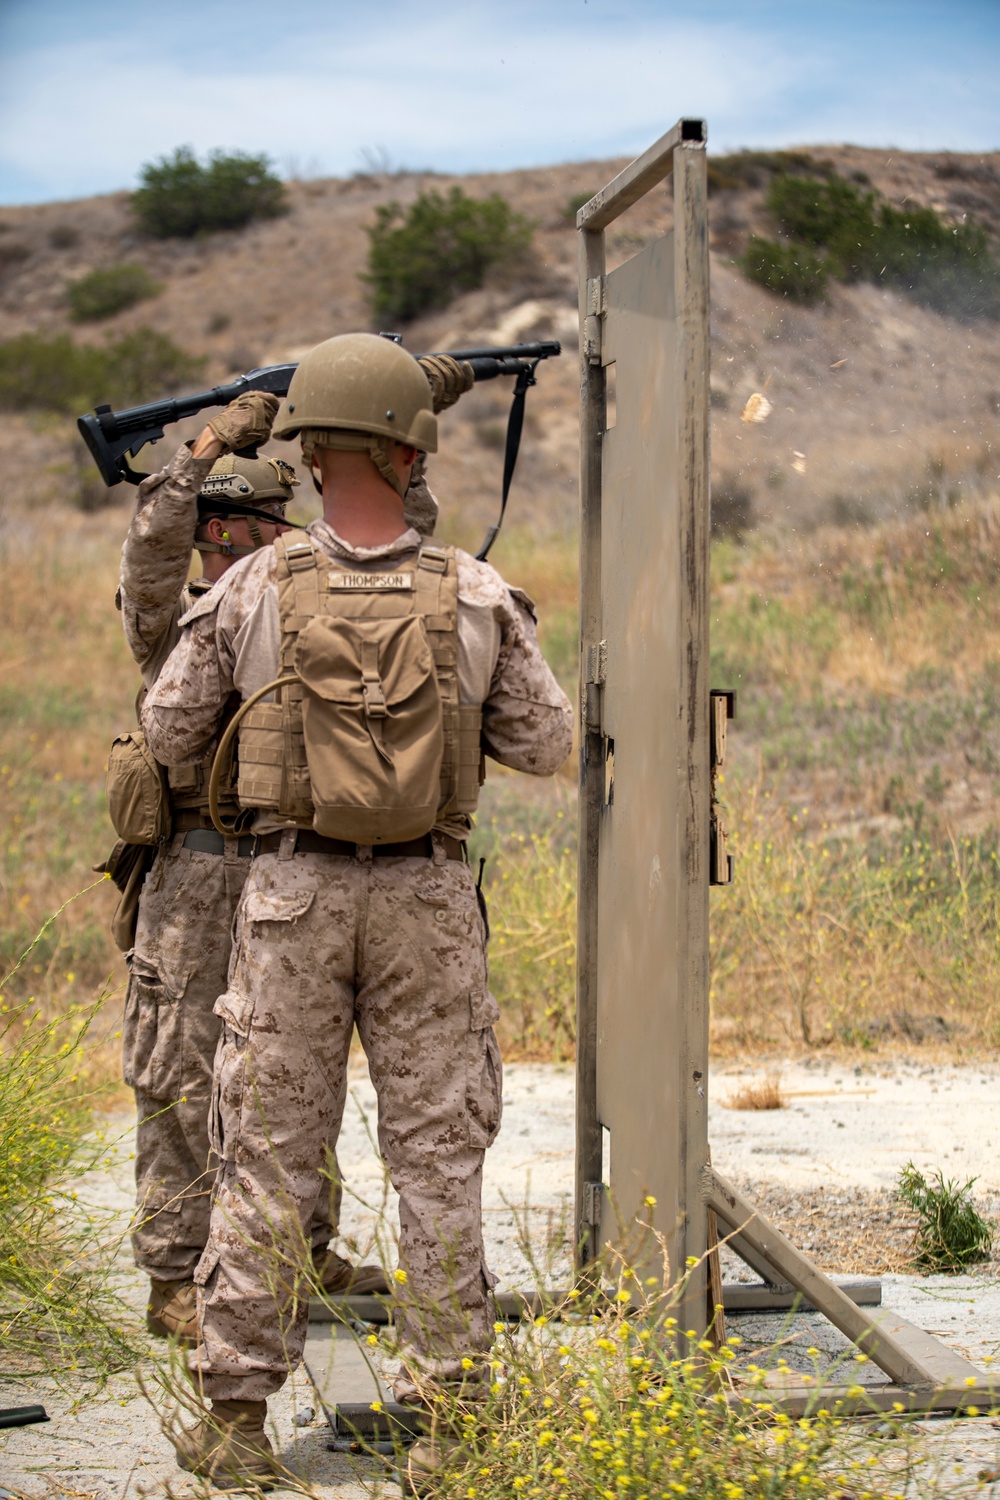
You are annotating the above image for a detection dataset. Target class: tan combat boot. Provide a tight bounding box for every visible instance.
[314,1248,390,1297]
[401,1400,479,1498]
[403,1429,462,1497]
[172,1398,279,1491]
[146,1278,199,1345]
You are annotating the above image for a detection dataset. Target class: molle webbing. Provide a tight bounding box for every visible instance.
[166,700,240,821]
[236,533,483,827]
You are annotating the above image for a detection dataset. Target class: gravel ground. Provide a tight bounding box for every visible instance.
[4,1058,1000,1498]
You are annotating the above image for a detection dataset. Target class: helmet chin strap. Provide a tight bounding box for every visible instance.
[303,430,406,499]
[367,435,406,498]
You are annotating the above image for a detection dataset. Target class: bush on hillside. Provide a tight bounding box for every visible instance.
[711,477,757,539]
[0,328,202,413]
[875,201,1000,320]
[707,149,832,194]
[767,174,878,281]
[132,146,287,238]
[563,189,597,222]
[757,173,1000,318]
[364,186,534,323]
[67,262,162,322]
[741,234,829,304]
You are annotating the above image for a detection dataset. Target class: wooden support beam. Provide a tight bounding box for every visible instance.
[704,1167,933,1389]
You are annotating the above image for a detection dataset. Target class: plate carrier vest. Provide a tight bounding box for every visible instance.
[234,533,484,840]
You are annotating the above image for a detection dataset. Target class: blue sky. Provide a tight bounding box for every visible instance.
[1,0,998,205]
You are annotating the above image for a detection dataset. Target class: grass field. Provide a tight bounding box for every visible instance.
[3,478,1000,1500]
[4,489,1000,1072]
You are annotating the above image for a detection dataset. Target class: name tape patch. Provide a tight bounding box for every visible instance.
[327,572,414,592]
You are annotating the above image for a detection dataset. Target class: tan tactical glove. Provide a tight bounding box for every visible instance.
[207,391,280,451]
[418,354,475,414]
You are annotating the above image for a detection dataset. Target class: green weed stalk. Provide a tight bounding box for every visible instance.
[1,893,138,1376]
[897,1162,994,1272]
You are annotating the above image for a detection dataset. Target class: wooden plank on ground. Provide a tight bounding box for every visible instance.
[303,1323,424,1441]
[723,1277,881,1312]
[705,1168,930,1387]
[306,1280,882,1325]
[735,1378,1000,1419]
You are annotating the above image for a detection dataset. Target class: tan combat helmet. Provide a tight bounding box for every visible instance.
[272,333,437,498]
[196,453,298,555]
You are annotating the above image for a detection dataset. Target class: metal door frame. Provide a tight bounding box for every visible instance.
[574,121,711,1343]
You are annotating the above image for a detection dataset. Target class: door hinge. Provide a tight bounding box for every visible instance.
[583,1180,605,1229]
[584,275,607,365]
[584,639,607,732]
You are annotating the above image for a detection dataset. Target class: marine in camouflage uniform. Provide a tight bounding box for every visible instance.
[142,338,572,1491]
[119,393,398,1340]
[117,393,299,1339]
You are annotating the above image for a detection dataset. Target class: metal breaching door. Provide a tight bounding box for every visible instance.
[576,127,711,1337]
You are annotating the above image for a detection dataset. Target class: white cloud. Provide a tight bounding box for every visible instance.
[0,1,997,203]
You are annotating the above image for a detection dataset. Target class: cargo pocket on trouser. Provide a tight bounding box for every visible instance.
[209,989,255,1166]
[122,956,183,1098]
[466,990,503,1149]
[130,1180,185,1272]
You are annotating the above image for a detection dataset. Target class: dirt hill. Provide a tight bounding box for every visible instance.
[1,143,999,538]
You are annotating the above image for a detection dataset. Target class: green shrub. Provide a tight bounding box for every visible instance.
[897,1162,994,1271]
[0,328,202,413]
[369,1269,896,1500]
[67,261,162,322]
[563,189,596,222]
[132,146,287,238]
[875,201,1000,320]
[364,186,534,323]
[708,149,831,193]
[741,234,829,303]
[760,173,1000,319]
[768,174,879,281]
[1,900,138,1373]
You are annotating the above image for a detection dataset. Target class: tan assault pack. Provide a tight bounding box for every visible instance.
[228,533,483,843]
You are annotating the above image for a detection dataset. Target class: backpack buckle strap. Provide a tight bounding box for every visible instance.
[360,639,387,719]
[284,538,317,573]
[418,544,448,574]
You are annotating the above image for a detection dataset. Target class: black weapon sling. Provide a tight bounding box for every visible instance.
[475,359,537,562]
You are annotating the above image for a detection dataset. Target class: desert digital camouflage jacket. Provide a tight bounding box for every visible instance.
[117,444,217,689]
[141,520,574,805]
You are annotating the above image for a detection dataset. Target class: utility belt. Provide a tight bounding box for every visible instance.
[181,828,256,858]
[252,829,466,862]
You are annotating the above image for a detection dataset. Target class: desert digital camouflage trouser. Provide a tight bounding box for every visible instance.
[191,839,502,1403]
[124,835,336,1280]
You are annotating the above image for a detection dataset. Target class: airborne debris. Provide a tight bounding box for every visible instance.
[741,392,773,424]
[792,451,807,475]
[829,358,848,369]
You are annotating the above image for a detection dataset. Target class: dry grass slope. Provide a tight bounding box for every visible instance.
[2,143,999,529]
